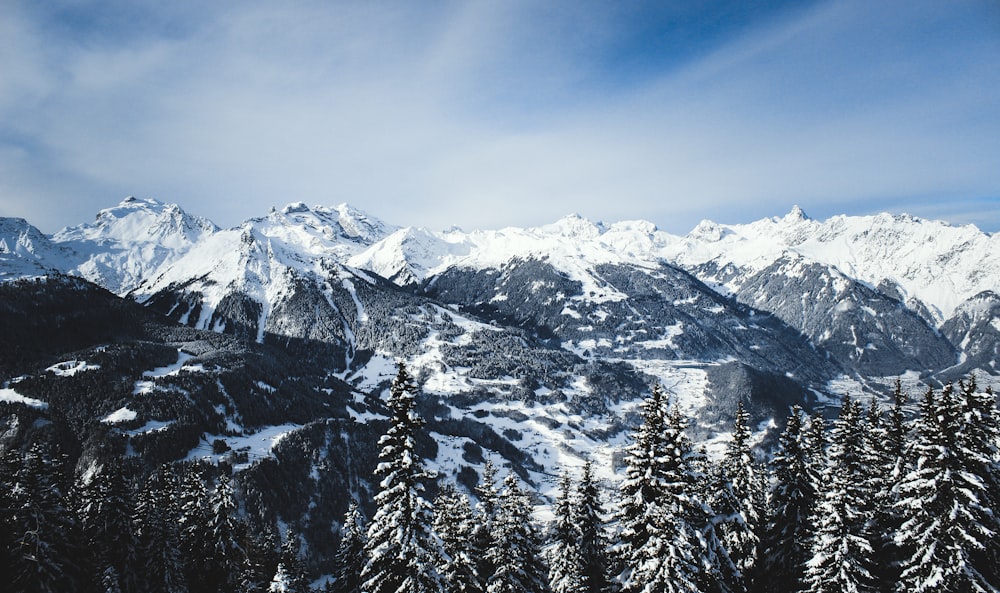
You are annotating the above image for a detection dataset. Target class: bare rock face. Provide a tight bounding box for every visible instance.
[941,291,1000,379]
[731,254,957,378]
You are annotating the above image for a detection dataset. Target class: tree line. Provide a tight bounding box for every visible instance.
[2,364,997,593]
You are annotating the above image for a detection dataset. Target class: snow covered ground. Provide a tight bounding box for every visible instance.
[46,360,101,376]
[0,387,47,409]
[186,423,304,471]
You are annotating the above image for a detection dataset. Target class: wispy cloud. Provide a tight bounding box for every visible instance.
[0,0,997,234]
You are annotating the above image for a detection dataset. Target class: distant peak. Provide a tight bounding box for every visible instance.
[608,219,658,234]
[545,213,602,238]
[784,205,810,222]
[281,202,311,215]
[689,219,727,241]
[117,196,162,208]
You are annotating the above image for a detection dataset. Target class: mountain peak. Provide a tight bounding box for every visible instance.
[281,202,311,215]
[0,217,58,257]
[543,213,603,238]
[783,205,810,223]
[689,219,729,242]
[0,217,73,278]
[110,195,164,212]
[47,197,219,295]
[329,202,397,244]
[71,197,219,243]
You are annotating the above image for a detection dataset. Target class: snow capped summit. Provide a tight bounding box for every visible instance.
[221,201,396,267]
[330,202,396,244]
[131,202,395,343]
[55,196,218,249]
[668,210,999,323]
[540,213,605,239]
[0,217,63,261]
[348,226,470,286]
[273,202,397,246]
[688,219,730,243]
[783,204,810,223]
[0,217,73,279]
[51,197,219,295]
[350,213,678,301]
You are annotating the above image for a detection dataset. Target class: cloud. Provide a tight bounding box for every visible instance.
[0,0,998,235]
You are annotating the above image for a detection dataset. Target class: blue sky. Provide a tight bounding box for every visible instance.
[1,0,998,234]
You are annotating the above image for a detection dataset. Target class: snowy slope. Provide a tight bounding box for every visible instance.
[351,214,680,303]
[940,291,1000,375]
[664,206,1000,324]
[0,217,73,279]
[355,206,997,327]
[52,196,220,295]
[131,202,396,343]
[355,209,972,317]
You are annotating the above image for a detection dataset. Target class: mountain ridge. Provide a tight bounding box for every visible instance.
[3,199,996,378]
[2,197,997,579]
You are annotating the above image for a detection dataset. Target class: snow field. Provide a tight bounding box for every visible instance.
[185,423,304,471]
[0,387,47,409]
[46,360,101,376]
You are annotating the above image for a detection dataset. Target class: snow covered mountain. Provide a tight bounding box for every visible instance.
[53,196,220,295]
[940,290,1000,377]
[351,206,999,326]
[667,206,1000,325]
[2,199,996,398]
[1,197,997,576]
[350,207,991,381]
[130,202,395,345]
[0,217,74,279]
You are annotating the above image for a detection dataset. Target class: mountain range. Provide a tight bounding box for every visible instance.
[1,196,997,567]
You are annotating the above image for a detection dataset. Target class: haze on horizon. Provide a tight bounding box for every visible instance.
[1,0,998,235]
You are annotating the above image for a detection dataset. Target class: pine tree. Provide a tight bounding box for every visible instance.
[433,484,482,593]
[862,398,897,591]
[269,529,309,593]
[803,412,828,498]
[880,377,914,590]
[8,443,81,593]
[574,460,610,593]
[546,471,586,593]
[472,460,501,587]
[804,395,877,593]
[204,474,245,593]
[958,377,1000,587]
[886,378,909,477]
[75,457,138,593]
[718,401,762,587]
[486,473,549,593]
[689,442,742,593]
[759,405,815,593]
[238,520,280,593]
[332,501,367,593]
[136,464,188,593]
[178,463,210,592]
[613,385,705,593]
[0,448,19,582]
[894,383,998,593]
[361,361,446,593]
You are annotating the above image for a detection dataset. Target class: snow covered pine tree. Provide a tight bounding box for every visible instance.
[361,362,446,593]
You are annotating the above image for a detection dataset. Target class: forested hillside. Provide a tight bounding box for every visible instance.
[2,363,996,592]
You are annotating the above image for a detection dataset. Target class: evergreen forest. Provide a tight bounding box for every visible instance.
[2,364,997,593]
